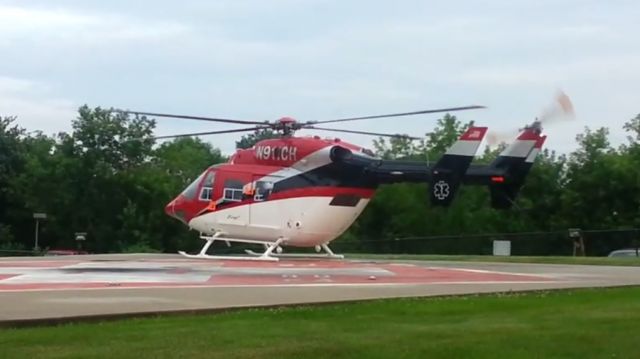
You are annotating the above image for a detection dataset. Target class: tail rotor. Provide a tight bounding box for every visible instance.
[487,91,575,147]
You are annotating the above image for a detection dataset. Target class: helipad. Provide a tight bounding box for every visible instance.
[1,254,639,324]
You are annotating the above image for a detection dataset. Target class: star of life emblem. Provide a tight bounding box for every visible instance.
[433,180,450,201]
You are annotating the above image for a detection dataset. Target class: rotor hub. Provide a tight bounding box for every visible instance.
[275,117,299,135]
[277,117,297,125]
[528,118,544,134]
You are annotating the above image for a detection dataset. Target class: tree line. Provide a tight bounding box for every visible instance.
[1,106,639,255]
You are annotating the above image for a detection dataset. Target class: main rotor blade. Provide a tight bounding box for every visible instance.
[306,126,423,140]
[120,110,269,126]
[151,126,270,140]
[308,105,485,125]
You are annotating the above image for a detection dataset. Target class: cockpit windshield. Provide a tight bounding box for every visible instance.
[181,171,207,200]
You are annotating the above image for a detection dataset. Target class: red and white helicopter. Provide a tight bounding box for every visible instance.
[125,96,571,261]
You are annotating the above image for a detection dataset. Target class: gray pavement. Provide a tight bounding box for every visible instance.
[1,254,639,325]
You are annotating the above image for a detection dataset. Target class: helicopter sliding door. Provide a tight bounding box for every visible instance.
[248,174,282,230]
[216,171,249,227]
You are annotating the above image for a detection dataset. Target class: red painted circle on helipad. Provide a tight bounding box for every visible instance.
[0,258,552,291]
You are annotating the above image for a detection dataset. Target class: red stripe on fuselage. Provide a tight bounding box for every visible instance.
[198,186,375,215]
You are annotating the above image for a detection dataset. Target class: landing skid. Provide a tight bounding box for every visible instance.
[178,232,286,261]
[245,244,344,260]
[177,251,279,261]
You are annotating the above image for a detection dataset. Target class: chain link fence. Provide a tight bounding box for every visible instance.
[332,228,640,257]
[0,249,40,257]
[2,228,639,257]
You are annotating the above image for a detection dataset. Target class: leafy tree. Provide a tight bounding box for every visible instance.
[372,113,472,162]
[154,137,225,186]
[515,149,567,230]
[0,223,23,250]
[622,113,640,143]
[0,116,29,245]
[10,133,60,249]
[71,106,155,171]
[561,127,619,229]
[372,136,421,160]
[62,107,157,251]
[619,113,640,227]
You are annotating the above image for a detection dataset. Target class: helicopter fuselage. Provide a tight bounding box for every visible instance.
[189,188,373,247]
[166,136,378,247]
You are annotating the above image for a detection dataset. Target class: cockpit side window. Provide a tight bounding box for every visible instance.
[199,171,216,201]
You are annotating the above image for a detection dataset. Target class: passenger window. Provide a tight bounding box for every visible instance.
[223,188,243,202]
[254,181,274,202]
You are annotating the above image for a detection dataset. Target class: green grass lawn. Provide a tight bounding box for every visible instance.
[2,287,640,359]
[347,253,640,266]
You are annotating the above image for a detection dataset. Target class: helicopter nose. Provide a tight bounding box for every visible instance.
[165,195,188,224]
[164,200,175,217]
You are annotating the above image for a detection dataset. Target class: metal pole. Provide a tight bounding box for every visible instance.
[34,219,39,251]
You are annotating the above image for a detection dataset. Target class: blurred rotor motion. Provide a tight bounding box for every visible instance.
[117,105,486,141]
[486,91,575,146]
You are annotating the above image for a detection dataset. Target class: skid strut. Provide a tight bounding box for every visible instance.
[320,243,344,259]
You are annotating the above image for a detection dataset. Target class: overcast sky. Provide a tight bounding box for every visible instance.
[1,0,638,154]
